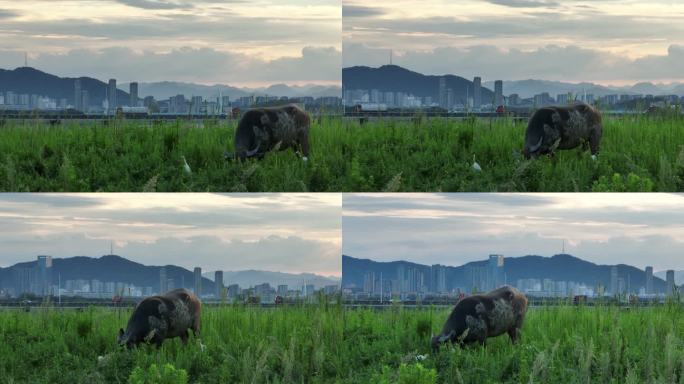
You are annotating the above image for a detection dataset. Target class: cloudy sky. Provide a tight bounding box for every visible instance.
[0,0,341,86]
[0,193,341,277]
[343,193,684,272]
[343,0,684,85]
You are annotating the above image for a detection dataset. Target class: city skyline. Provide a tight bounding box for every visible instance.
[0,0,341,87]
[342,193,684,272]
[343,0,684,85]
[0,193,342,277]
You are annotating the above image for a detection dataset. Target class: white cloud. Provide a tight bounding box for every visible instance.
[342,0,684,83]
[342,193,684,271]
[0,193,342,276]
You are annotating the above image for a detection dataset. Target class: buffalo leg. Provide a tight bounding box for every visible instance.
[508,328,521,344]
[589,128,601,156]
[299,131,310,158]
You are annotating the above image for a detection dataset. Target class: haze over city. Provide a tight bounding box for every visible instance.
[343,0,684,85]
[0,193,342,277]
[342,193,684,272]
[0,0,341,87]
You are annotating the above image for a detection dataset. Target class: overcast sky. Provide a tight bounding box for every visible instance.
[343,0,684,85]
[343,193,684,272]
[0,193,341,277]
[0,0,341,86]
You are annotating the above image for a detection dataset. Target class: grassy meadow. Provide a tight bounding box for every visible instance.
[0,303,683,383]
[0,116,682,192]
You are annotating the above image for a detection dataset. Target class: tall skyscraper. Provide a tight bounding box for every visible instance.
[431,264,447,293]
[438,77,447,109]
[396,265,405,294]
[363,271,375,294]
[473,76,482,108]
[108,78,117,112]
[74,79,81,111]
[666,270,675,296]
[81,90,89,113]
[494,80,503,106]
[193,267,202,296]
[645,266,653,294]
[610,266,618,295]
[159,267,167,293]
[488,254,504,290]
[215,270,224,298]
[129,82,138,107]
[36,255,52,296]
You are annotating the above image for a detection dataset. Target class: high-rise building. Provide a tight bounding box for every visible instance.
[494,80,503,106]
[645,266,653,294]
[214,270,224,298]
[227,284,239,299]
[81,90,89,113]
[108,78,117,112]
[159,267,167,293]
[36,255,52,296]
[431,264,447,293]
[446,88,454,110]
[363,271,375,294]
[488,254,504,290]
[193,267,202,296]
[129,82,138,107]
[610,266,618,295]
[666,270,675,296]
[396,265,405,293]
[438,77,447,109]
[473,77,481,108]
[191,96,203,115]
[303,284,315,296]
[74,79,82,111]
[277,285,288,295]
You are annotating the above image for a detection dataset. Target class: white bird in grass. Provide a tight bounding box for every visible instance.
[471,154,482,172]
[182,155,192,175]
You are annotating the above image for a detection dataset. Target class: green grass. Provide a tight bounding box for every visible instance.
[0,116,683,191]
[1,304,682,383]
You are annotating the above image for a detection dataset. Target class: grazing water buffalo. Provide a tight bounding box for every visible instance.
[431,286,528,352]
[118,288,201,348]
[524,103,603,160]
[230,104,310,161]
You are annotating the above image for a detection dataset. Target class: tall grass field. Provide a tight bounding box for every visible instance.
[0,116,682,192]
[1,304,682,383]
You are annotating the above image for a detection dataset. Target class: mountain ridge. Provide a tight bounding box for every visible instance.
[0,254,338,296]
[0,67,341,103]
[342,64,684,99]
[342,254,668,294]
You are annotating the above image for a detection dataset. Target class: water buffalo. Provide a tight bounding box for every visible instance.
[524,103,602,160]
[118,288,201,348]
[431,286,528,351]
[230,104,310,161]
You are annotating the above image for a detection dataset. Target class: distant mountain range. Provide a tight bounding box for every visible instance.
[0,67,130,107]
[343,65,495,105]
[127,81,341,100]
[655,270,684,286]
[0,255,338,296]
[342,254,669,294]
[483,79,684,99]
[203,270,340,290]
[342,65,684,99]
[0,67,341,105]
